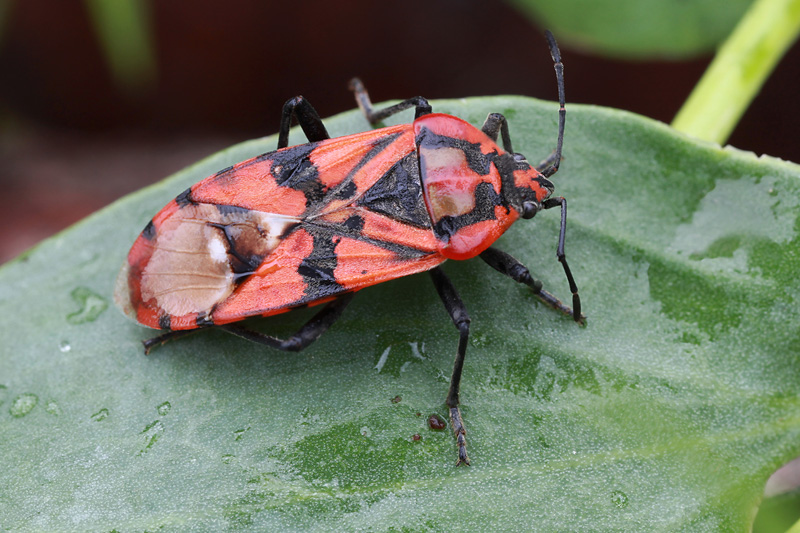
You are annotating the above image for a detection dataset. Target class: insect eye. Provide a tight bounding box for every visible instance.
[513,153,527,162]
[521,201,539,219]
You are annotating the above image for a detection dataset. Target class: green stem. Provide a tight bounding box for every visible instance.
[788,515,800,533]
[84,0,156,93]
[671,0,800,144]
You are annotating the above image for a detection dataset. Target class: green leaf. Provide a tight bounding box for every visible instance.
[507,0,754,58]
[1,97,799,530]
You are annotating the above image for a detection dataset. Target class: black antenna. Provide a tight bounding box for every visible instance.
[541,30,565,178]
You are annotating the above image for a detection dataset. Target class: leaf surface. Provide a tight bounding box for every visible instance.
[1,96,799,531]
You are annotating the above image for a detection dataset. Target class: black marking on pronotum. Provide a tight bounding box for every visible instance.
[297,229,343,299]
[433,181,505,241]
[175,188,198,208]
[494,152,526,210]
[142,220,156,240]
[158,314,172,331]
[417,128,496,176]
[357,153,430,228]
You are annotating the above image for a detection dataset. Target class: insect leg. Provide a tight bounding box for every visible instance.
[349,78,432,125]
[429,267,471,466]
[542,196,581,322]
[278,96,330,149]
[537,30,566,178]
[219,293,355,352]
[480,113,514,154]
[142,329,199,355]
[479,246,583,322]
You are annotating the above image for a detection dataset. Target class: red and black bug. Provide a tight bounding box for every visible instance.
[115,31,581,466]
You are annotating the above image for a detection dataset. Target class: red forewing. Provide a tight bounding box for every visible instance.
[118,123,443,330]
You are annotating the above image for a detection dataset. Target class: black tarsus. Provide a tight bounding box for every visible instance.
[429,267,471,466]
[542,197,581,321]
[349,78,432,124]
[278,96,330,149]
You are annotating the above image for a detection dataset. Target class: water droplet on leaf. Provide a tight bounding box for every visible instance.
[67,287,108,324]
[611,490,629,508]
[157,401,171,416]
[91,408,109,422]
[9,393,38,417]
[45,400,61,416]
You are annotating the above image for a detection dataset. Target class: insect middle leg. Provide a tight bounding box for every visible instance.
[429,266,471,466]
[481,113,514,154]
[349,78,432,124]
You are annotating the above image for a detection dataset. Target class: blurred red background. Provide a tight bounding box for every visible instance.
[1,0,798,263]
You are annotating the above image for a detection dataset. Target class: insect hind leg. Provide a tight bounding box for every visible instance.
[142,329,199,355]
[278,96,330,149]
[141,294,354,354]
[349,78,432,125]
[220,293,355,352]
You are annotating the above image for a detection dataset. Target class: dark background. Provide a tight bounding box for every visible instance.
[1,0,798,263]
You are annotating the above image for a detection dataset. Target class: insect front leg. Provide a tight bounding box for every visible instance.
[479,247,583,322]
[429,267,471,466]
[349,78,432,125]
[538,30,566,179]
[220,293,355,351]
[278,96,331,149]
[542,196,581,322]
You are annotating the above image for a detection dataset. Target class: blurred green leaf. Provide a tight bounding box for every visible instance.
[1,97,799,530]
[507,0,754,58]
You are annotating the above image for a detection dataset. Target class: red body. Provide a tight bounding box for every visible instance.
[116,114,554,331]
